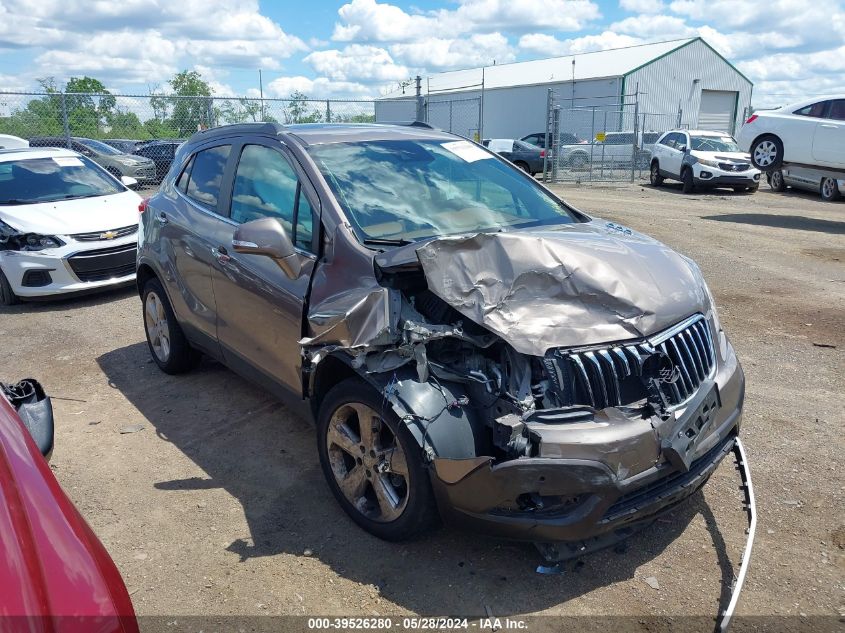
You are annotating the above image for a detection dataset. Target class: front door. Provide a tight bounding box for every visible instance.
[812,99,845,167]
[210,141,319,395]
[662,132,687,177]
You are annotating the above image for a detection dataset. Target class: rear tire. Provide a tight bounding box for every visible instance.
[317,377,438,541]
[681,168,695,194]
[750,135,784,171]
[0,268,20,306]
[769,170,786,192]
[514,161,530,173]
[649,161,664,186]
[821,177,841,201]
[142,278,199,374]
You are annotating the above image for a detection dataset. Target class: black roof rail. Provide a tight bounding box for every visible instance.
[186,122,284,144]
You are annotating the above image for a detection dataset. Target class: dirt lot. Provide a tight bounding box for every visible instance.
[1,180,843,630]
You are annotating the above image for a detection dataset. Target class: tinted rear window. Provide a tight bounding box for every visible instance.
[185,145,231,208]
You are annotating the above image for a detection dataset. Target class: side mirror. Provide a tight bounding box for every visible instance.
[120,175,138,189]
[232,217,301,279]
[679,144,688,153]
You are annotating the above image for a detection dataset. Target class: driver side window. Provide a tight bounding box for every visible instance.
[230,144,315,252]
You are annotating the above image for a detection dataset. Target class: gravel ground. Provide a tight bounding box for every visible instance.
[1,179,842,630]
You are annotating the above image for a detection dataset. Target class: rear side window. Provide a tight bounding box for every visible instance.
[827,100,845,121]
[794,102,827,117]
[175,155,194,193]
[185,145,231,208]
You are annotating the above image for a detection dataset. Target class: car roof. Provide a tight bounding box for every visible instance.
[0,147,82,162]
[183,122,459,149]
[776,95,845,111]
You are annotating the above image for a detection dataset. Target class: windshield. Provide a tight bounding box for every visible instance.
[308,139,578,243]
[691,135,742,152]
[80,138,122,155]
[0,155,124,205]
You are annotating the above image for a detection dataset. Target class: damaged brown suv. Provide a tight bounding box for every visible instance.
[137,122,745,554]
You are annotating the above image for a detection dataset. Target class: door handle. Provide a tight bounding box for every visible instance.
[156,212,168,225]
[211,245,231,264]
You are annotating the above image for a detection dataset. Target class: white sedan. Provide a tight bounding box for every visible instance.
[737,96,845,171]
[0,147,142,305]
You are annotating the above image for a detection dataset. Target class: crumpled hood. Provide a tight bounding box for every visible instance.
[414,221,710,356]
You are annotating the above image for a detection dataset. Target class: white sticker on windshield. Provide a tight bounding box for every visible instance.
[53,157,84,167]
[441,140,491,163]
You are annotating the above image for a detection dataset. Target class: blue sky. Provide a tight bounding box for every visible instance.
[1,0,843,107]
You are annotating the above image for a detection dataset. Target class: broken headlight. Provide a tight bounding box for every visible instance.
[0,222,64,252]
[19,234,65,251]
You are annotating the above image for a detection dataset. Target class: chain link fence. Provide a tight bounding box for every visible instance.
[424,97,481,141]
[0,91,422,141]
[542,89,686,184]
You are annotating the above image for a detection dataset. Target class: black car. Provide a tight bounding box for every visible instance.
[133,141,183,182]
[482,138,545,175]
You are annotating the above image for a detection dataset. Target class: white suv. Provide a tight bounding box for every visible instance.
[650,130,761,194]
[737,96,845,171]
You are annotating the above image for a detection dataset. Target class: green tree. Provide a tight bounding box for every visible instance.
[284,91,323,124]
[63,76,115,137]
[168,70,213,135]
[0,77,63,138]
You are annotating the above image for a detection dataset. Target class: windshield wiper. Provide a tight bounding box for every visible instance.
[0,199,39,205]
[362,237,413,246]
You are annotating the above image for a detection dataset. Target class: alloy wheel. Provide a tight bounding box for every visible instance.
[145,291,171,362]
[753,140,777,167]
[326,402,409,523]
[822,178,835,199]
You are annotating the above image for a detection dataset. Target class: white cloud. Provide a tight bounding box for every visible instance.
[390,33,515,70]
[332,0,601,42]
[265,75,376,99]
[619,0,665,12]
[519,31,642,56]
[0,0,307,89]
[610,14,695,38]
[305,45,409,82]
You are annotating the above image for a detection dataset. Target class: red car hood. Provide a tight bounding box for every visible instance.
[0,394,137,632]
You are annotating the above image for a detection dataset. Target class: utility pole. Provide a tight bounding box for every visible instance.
[415,75,424,122]
[259,69,265,121]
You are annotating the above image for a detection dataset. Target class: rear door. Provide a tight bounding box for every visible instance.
[662,132,687,176]
[812,99,845,167]
[210,139,319,396]
[158,143,233,353]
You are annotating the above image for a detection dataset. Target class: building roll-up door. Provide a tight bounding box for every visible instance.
[698,90,738,134]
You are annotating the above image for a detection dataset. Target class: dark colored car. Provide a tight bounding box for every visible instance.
[0,379,138,630]
[482,138,545,175]
[521,131,585,148]
[137,122,744,552]
[29,137,156,184]
[133,140,182,182]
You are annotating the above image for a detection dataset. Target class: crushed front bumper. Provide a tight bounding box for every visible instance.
[429,337,745,545]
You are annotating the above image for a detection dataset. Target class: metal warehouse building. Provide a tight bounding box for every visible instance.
[376,37,752,140]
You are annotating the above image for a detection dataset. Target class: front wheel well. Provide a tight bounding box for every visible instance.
[309,353,359,417]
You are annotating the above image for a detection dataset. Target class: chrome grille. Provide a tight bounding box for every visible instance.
[71,224,137,242]
[545,315,716,410]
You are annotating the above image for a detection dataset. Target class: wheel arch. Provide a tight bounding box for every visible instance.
[309,352,484,459]
[136,262,158,298]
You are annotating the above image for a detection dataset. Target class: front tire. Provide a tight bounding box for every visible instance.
[317,378,437,541]
[142,278,199,374]
[821,177,841,201]
[682,167,695,193]
[770,170,786,192]
[569,153,587,169]
[750,135,784,171]
[649,161,664,186]
[0,268,20,306]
